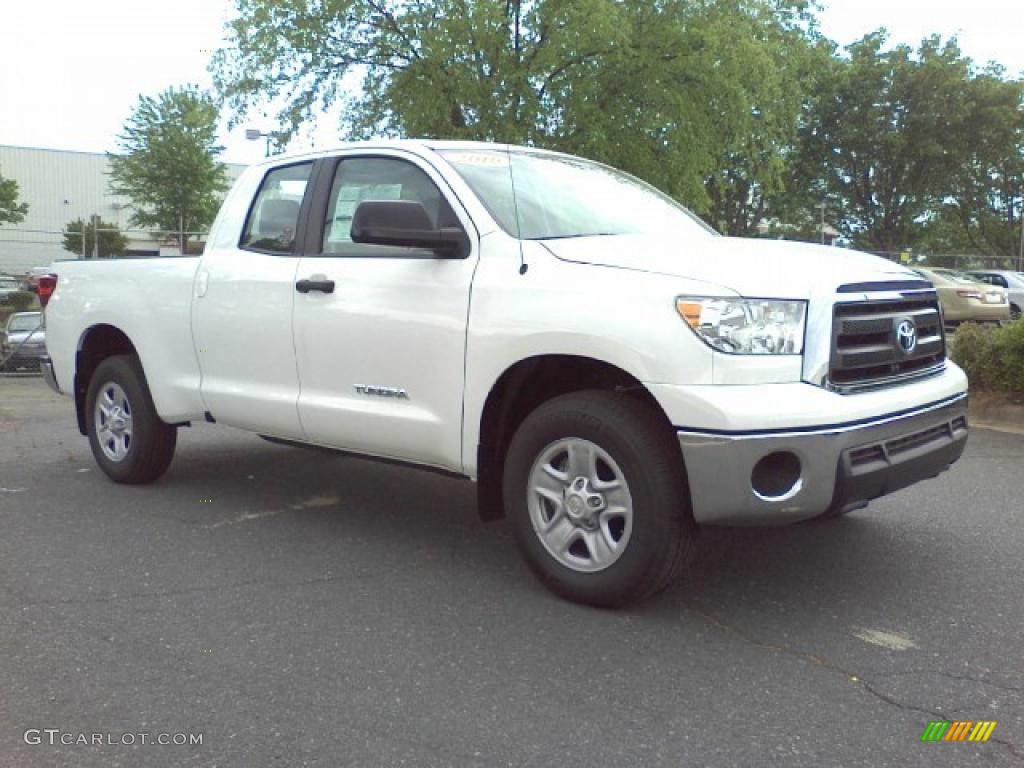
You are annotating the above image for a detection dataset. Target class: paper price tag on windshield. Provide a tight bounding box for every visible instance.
[444,152,509,167]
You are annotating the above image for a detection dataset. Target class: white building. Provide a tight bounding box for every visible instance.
[0,145,245,276]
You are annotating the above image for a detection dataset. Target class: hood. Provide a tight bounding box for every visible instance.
[541,234,921,298]
[5,330,45,343]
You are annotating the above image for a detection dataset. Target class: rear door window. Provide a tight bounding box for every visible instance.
[241,162,314,254]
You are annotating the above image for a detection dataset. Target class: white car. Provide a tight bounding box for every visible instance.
[966,269,1024,321]
[41,141,968,606]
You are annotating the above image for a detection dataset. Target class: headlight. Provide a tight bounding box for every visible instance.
[676,297,807,355]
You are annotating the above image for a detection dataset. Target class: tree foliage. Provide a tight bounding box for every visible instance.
[62,217,129,259]
[0,172,28,225]
[698,2,829,236]
[107,85,229,248]
[942,71,1024,257]
[212,0,819,219]
[798,33,976,253]
[212,2,1023,254]
[4,291,34,312]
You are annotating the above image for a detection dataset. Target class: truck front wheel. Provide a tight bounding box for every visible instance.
[85,354,177,484]
[503,391,696,607]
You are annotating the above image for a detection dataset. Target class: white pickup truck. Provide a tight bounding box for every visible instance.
[42,141,968,606]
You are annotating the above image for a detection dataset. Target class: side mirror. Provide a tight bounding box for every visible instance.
[350,200,469,258]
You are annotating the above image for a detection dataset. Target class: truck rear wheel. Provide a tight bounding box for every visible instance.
[503,391,696,607]
[85,354,177,484]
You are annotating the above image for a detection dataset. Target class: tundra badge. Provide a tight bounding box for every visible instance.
[354,385,410,399]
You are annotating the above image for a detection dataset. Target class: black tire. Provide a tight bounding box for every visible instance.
[503,390,696,608]
[1011,304,1021,322]
[85,354,177,484]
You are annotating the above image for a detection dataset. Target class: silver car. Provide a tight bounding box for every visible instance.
[1,311,46,371]
[966,270,1024,321]
[0,276,21,303]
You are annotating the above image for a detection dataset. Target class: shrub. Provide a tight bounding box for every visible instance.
[4,290,34,312]
[950,320,1024,391]
[987,319,1024,391]
[949,322,989,385]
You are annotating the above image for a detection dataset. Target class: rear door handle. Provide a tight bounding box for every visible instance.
[295,278,335,294]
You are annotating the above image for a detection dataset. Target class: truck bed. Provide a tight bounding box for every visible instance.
[44,257,207,424]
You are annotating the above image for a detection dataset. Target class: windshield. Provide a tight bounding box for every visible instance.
[1004,272,1024,288]
[438,149,715,241]
[7,314,41,333]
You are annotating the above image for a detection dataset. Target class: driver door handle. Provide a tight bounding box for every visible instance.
[295,278,335,294]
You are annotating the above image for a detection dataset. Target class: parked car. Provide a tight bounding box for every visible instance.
[1,311,46,371]
[0,276,22,303]
[965,269,1024,321]
[913,267,1009,326]
[41,141,968,606]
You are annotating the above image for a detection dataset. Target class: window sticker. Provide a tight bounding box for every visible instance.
[328,184,403,242]
[443,152,509,168]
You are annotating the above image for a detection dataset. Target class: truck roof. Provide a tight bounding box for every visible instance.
[250,138,563,167]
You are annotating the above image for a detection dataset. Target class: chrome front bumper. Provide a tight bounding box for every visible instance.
[40,356,60,393]
[678,393,968,525]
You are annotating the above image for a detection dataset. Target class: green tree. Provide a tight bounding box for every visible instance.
[699,3,828,236]
[799,32,974,253]
[0,172,29,225]
[213,0,626,143]
[211,0,818,217]
[942,71,1024,258]
[62,217,129,259]
[4,291,35,311]
[108,85,229,250]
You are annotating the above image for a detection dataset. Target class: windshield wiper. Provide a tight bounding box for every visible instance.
[527,232,621,241]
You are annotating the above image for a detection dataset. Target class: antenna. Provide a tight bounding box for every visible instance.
[506,145,528,275]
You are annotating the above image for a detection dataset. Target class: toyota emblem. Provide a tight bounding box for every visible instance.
[896,319,917,354]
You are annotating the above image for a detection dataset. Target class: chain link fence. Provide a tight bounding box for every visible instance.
[867,251,1024,271]
[0,225,205,378]
[0,226,211,276]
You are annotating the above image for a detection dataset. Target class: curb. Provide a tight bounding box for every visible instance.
[969,391,1024,436]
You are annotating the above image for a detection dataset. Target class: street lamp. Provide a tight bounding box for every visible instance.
[245,128,286,158]
[1018,203,1024,272]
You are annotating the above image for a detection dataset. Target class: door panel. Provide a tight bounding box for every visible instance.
[192,161,314,437]
[293,153,477,471]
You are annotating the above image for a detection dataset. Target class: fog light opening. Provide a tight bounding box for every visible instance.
[751,451,802,502]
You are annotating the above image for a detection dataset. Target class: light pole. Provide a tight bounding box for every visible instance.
[1018,202,1024,272]
[818,200,827,245]
[245,128,286,158]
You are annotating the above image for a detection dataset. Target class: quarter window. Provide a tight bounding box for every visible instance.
[241,162,313,253]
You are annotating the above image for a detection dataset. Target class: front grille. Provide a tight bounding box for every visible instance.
[830,292,945,390]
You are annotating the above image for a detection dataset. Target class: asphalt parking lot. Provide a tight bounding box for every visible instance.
[1,375,1022,767]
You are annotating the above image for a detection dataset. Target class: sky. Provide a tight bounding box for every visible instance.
[0,0,1021,166]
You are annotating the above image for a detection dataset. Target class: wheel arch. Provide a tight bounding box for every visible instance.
[474,354,683,521]
[73,324,139,436]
